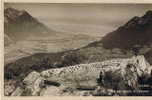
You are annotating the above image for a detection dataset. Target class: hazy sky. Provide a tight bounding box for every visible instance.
[5,3,152,36]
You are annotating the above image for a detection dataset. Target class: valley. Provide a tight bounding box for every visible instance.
[4,5,152,96]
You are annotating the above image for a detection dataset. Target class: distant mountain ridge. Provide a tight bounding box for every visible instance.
[4,7,56,41]
[100,10,152,49]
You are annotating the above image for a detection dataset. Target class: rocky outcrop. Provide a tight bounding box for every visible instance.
[22,71,45,96]
[10,71,45,96]
[40,55,151,96]
[132,55,151,77]
[4,80,16,96]
[9,55,152,96]
[11,87,23,96]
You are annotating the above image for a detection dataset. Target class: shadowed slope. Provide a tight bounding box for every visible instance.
[100,10,152,49]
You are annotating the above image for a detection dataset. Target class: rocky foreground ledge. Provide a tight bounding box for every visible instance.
[5,55,152,96]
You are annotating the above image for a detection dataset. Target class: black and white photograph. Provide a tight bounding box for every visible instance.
[4,3,152,96]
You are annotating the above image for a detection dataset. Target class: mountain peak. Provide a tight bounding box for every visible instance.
[101,10,152,49]
[4,7,32,20]
[144,10,152,18]
[4,7,20,19]
[4,7,53,41]
[5,7,18,12]
[120,10,152,30]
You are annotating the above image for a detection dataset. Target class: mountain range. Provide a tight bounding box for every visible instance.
[4,8,152,96]
[4,7,57,41]
[4,7,152,49]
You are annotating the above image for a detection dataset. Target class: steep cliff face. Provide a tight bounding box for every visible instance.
[4,7,56,41]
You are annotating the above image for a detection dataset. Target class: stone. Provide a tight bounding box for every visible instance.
[131,55,151,77]
[23,71,41,86]
[97,55,152,91]
[11,87,23,96]
[22,71,45,96]
[4,84,15,96]
[4,80,17,96]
